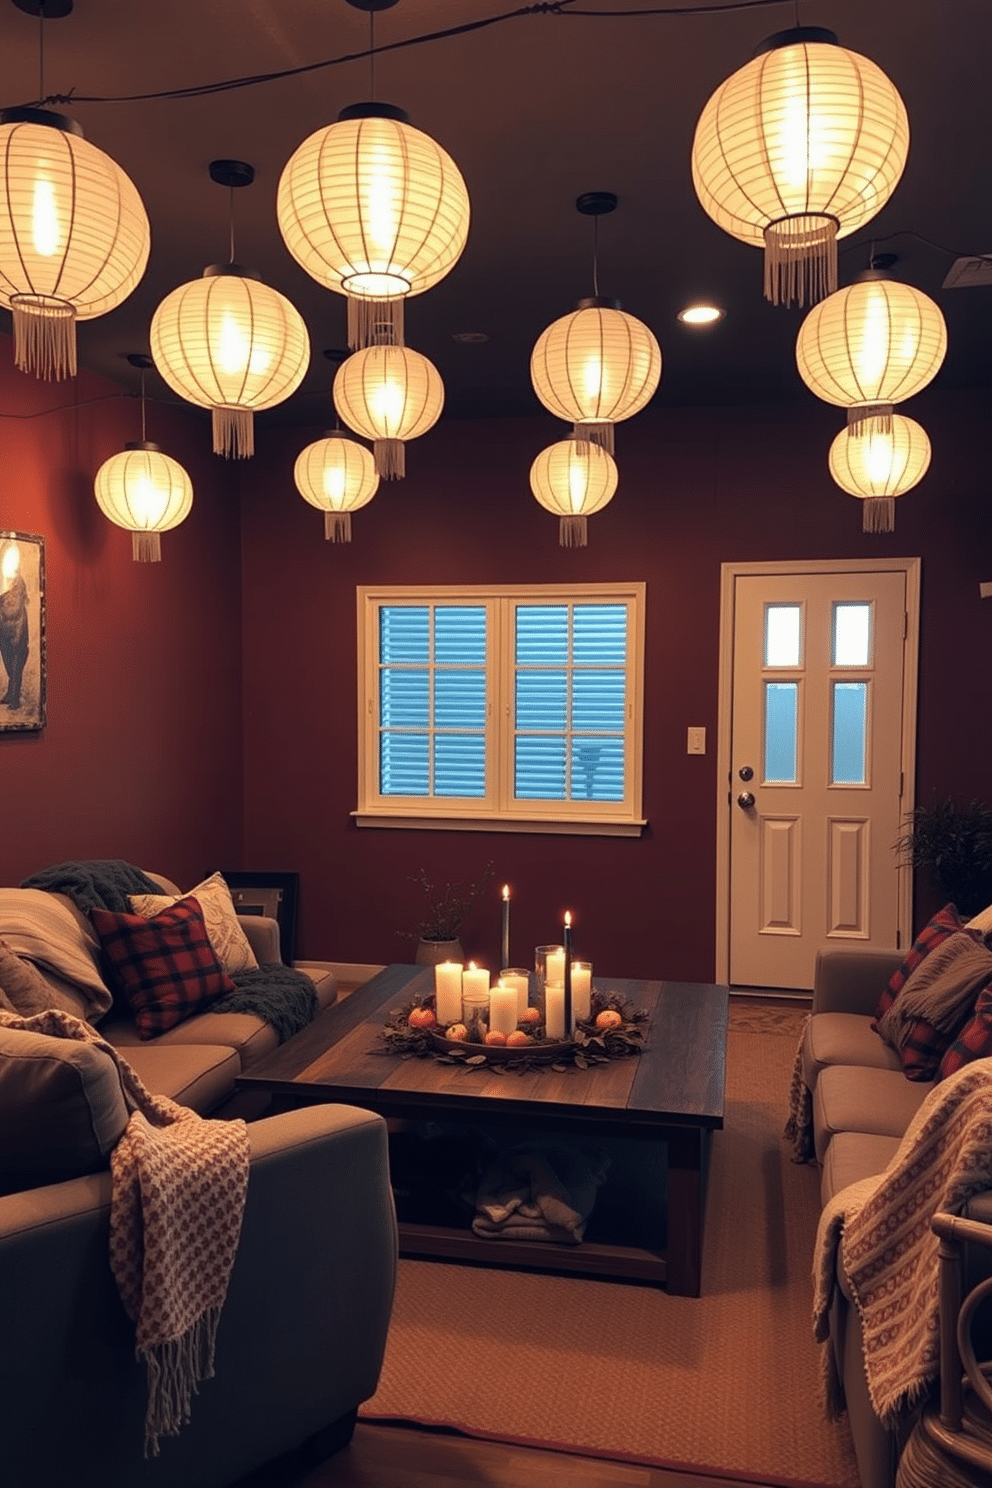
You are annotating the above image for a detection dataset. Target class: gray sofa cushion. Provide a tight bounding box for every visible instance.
[802,1011,902,1091]
[820,1130,903,1207]
[115,1043,239,1114]
[812,1064,932,1163]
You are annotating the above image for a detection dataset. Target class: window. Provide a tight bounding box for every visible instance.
[356,583,646,835]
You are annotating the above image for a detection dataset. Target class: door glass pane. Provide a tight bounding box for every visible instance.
[832,682,868,784]
[833,604,871,666]
[765,605,801,667]
[764,682,798,783]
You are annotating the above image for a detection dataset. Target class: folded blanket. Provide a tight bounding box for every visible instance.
[812,1057,992,1427]
[471,1141,610,1244]
[213,963,317,1041]
[0,1007,249,1455]
[21,859,162,914]
[0,888,112,1018]
[784,1019,815,1163]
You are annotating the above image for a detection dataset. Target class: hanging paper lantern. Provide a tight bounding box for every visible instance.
[150,266,310,458]
[294,432,380,542]
[529,438,619,547]
[796,271,946,434]
[94,442,193,562]
[277,103,470,350]
[530,299,662,454]
[828,414,931,533]
[333,343,444,479]
[0,108,150,380]
[691,28,909,307]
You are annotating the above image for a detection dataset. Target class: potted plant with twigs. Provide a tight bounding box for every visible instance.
[402,861,494,965]
[896,796,992,919]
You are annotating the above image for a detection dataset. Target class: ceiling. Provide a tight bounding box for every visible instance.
[1,0,990,428]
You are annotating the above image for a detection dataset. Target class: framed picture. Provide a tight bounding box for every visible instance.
[218,870,300,964]
[0,531,46,733]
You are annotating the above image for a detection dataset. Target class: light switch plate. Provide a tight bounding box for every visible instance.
[687,726,706,755]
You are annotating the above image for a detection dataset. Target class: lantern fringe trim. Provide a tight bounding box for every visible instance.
[12,298,77,381]
[325,512,352,542]
[132,532,162,563]
[373,437,405,480]
[348,296,404,351]
[212,406,255,459]
[572,420,615,455]
[763,215,838,308]
[861,496,896,534]
[848,403,895,438]
[559,515,588,548]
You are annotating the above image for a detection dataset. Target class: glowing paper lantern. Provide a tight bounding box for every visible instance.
[530,299,662,453]
[691,28,909,306]
[150,267,310,458]
[0,108,150,379]
[828,414,931,532]
[529,438,619,547]
[333,343,444,479]
[277,103,470,349]
[94,442,193,562]
[796,271,947,434]
[294,433,380,542]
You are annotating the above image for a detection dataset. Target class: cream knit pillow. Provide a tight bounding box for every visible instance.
[129,871,258,974]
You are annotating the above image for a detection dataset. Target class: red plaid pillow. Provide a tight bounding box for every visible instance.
[938,985,992,1080]
[871,905,982,1081]
[91,896,234,1039]
[873,905,971,1022]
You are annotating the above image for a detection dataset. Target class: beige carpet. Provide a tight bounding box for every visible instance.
[361,1004,860,1486]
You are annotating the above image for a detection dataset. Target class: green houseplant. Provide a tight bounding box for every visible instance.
[896,797,992,919]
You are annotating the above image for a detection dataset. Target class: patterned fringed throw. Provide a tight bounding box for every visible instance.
[783,1017,815,1163]
[0,1007,249,1455]
[811,1058,992,1427]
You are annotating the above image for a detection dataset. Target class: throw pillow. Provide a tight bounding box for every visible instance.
[938,985,992,1080]
[0,938,91,1020]
[873,905,975,1024]
[91,898,235,1039]
[966,900,992,937]
[873,933,992,1080]
[128,871,259,974]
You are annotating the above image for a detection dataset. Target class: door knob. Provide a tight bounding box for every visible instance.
[737,792,756,809]
[738,765,754,781]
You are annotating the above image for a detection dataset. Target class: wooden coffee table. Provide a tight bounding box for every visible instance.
[236,965,728,1296]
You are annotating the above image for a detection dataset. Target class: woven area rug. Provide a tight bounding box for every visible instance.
[361,1006,860,1488]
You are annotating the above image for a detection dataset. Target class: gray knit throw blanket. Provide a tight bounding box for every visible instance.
[21,858,162,913]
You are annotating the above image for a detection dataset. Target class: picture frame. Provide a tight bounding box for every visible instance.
[217,870,300,964]
[0,531,46,733]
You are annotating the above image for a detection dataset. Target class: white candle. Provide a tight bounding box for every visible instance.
[571,961,592,1024]
[501,970,530,1020]
[461,962,490,1018]
[545,983,566,1040]
[490,982,518,1037]
[434,961,464,1026]
[545,948,565,987]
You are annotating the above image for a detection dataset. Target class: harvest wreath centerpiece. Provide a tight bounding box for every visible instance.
[379,987,647,1073]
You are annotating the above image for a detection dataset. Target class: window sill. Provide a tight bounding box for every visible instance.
[351,809,646,838]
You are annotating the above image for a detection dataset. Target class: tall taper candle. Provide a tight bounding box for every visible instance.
[500,884,511,970]
[563,910,573,1035]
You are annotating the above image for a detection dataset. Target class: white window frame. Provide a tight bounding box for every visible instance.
[354,582,646,837]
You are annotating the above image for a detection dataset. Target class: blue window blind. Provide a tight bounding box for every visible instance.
[514,603,627,802]
[379,605,487,798]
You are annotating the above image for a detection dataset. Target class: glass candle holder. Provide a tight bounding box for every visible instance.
[534,944,565,990]
[571,960,593,1024]
[499,968,531,1021]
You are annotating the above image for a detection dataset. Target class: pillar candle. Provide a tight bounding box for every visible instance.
[434,961,464,1026]
[501,970,530,1020]
[571,961,592,1024]
[461,962,490,1018]
[545,948,565,987]
[500,884,511,970]
[490,982,518,1037]
[545,982,566,1039]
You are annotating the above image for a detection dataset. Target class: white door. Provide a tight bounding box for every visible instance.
[719,561,918,991]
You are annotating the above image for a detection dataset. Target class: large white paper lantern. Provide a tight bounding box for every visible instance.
[294,433,380,542]
[796,271,947,433]
[94,442,193,562]
[828,414,931,532]
[691,28,909,306]
[530,299,662,453]
[277,103,470,349]
[333,343,444,479]
[529,437,619,547]
[150,266,310,458]
[0,107,150,379]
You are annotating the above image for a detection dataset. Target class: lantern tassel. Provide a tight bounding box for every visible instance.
[861,497,895,534]
[373,438,405,480]
[763,216,838,308]
[132,532,162,563]
[325,512,352,542]
[212,406,255,459]
[848,404,894,438]
[348,296,405,351]
[572,421,615,455]
[559,515,588,548]
[12,298,77,381]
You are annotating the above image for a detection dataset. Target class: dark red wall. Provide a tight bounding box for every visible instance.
[240,383,992,978]
[0,335,244,889]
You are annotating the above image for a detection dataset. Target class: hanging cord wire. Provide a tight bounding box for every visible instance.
[592,214,600,298]
[370,7,376,100]
[228,185,236,264]
[140,368,147,442]
[37,3,46,101]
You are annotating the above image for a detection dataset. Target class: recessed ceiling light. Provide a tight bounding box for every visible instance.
[678,303,725,326]
[452,330,489,344]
